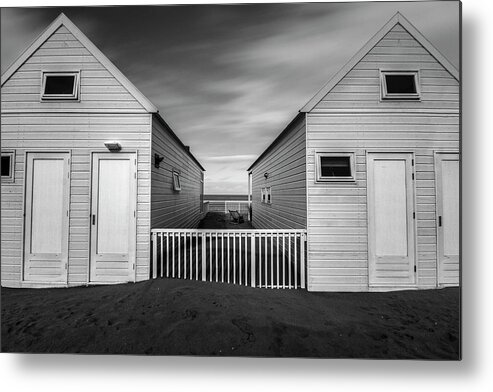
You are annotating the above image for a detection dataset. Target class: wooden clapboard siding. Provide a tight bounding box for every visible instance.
[0,20,154,287]
[305,22,459,292]
[1,25,147,114]
[1,113,152,287]
[250,114,307,230]
[150,116,204,230]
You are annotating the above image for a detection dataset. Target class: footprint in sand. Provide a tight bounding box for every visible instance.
[183,309,198,320]
[232,318,256,344]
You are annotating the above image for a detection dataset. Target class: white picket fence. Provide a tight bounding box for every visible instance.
[151,229,307,289]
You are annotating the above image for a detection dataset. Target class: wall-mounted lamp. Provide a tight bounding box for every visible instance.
[264,172,269,179]
[154,153,165,168]
[104,141,121,151]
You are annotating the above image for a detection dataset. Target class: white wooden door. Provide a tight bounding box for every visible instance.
[367,153,415,286]
[435,152,460,286]
[24,152,70,283]
[90,153,136,283]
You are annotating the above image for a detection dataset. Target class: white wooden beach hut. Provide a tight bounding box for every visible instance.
[247,12,459,292]
[1,13,205,288]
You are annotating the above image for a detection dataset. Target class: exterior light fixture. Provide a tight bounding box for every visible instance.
[264,172,269,179]
[154,153,165,168]
[104,141,121,151]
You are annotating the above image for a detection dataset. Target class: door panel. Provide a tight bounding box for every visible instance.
[90,153,136,283]
[24,152,70,282]
[368,153,415,286]
[436,153,460,285]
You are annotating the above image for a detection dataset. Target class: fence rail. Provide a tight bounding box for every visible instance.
[205,200,251,215]
[151,229,306,289]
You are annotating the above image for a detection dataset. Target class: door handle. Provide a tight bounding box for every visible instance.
[92,214,96,225]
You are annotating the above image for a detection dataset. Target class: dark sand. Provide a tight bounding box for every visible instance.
[1,279,459,358]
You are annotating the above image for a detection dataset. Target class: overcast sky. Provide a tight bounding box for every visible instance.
[1,1,460,194]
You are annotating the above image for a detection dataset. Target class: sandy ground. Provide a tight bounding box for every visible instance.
[1,279,460,358]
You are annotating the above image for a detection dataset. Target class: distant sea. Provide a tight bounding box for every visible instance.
[204,194,249,201]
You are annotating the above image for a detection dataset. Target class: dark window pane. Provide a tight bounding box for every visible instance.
[385,74,416,94]
[44,75,75,95]
[1,155,11,177]
[320,156,351,177]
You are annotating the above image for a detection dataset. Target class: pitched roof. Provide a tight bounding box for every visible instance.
[300,12,459,112]
[1,13,157,113]
[247,12,459,172]
[247,112,304,172]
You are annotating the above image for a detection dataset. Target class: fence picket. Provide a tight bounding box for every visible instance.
[301,233,306,290]
[264,234,268,288]
[221,234,224,283]
[239,233,242,285]
[152,232,157,279]
[251,233,256,288]
[294,234,298,289]
[216,233,218,282]
[201,233,206,281]
[288,233,292,288]
[233,233,236,284]
[276,233,279,289]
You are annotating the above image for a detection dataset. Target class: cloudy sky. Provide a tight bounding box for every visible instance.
[1,1,460,194]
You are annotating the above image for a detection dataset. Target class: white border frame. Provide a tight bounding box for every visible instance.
[89,151,138,284]
[366,152,417,289]
[172,170,181,191]
[380,70,421,101]
[1,150,15,183]
[434,150,460,288]
[23,150,71,285]
[41,71,80,101]
[315,152,355,182]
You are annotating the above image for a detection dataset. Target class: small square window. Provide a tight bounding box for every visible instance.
[1,151,15,182]
[381,71,420,100]
[316,152,355,182]
[172,171,181,191]
[261,187,271,204]
[41,72,80,100]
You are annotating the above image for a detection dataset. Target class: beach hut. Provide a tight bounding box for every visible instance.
[247,13,459,292]
[1,13,205,288]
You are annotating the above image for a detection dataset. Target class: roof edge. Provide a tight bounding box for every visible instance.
[153,113,206,172]
[1,13,158,113]
[300,12,459,112]
[247,112,304,172]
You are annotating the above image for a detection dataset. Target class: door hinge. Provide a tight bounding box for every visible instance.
[132,264,135,270]
[65,263,68,270]
[413,212,416,219]
[411,159,414,166]
[414,265,416,273]
[412,173,414,180]
[438,216,442,227]
[134,210,136,217]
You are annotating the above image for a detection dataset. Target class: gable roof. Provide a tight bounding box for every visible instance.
[1,13,157,113]
[300,12,459,112]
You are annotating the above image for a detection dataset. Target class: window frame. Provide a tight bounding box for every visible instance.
[316,152,356,182]
[380,70,421,101]
[41,71,80,101]
[261,187,272,204]
[1,151,15,183]
[172,171,181,191]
